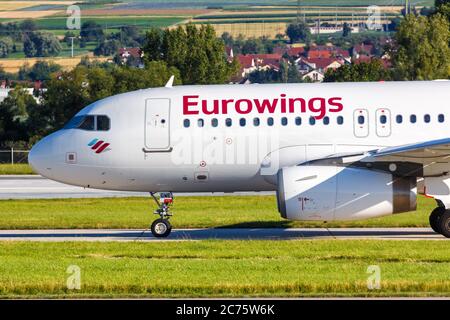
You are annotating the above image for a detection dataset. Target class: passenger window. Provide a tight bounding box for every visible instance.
[239,118,246,127]
[295,117,301,126]
[396,115,403,124]
[96,115,110,131]
[309,117,316,125]
[438,114,445,123]
[211,118,218,127]
[225,118,232,127]
[253,118,260,126]
[183,119,190,128]
[323,116,329,125]
[78,115,95,131]
[267,117,274,126]
[424,114,430,123]
[410,114,416,123]
[380,115,387,124]
[281,117,288,126]
[358,115,365,125]
[198,119,204,127]
[337,116,344,125]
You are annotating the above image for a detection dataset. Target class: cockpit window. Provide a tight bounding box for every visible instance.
[78,116,95,131]
[64,115,110,131]
[97,115,110,131]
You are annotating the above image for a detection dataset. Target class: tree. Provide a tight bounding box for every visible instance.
[20,19,37,33]
[343,22,352,37]
[94,39,121,56]
[0,36,13,57]
[0,87,38,143]
[324,59,390,82]
[392,14,450,80]
[80,21,104,42]
[435,0,450,23]
[28,61,61,81]
[144,24,239,85]
[286,21,311,44]
[23,32,61,57]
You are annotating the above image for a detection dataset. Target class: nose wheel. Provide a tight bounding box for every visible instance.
[149,192,174,238]
[429,207,450,238]
[151,218,172,238]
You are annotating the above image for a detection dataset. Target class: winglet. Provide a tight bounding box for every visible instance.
[165,75,175,88]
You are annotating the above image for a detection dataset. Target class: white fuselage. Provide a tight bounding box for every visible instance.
[29,81,450,193]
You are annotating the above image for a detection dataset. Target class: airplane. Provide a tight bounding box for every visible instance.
[29,79,450,238]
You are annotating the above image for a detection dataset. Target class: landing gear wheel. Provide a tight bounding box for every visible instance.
[151,218,172,238]
[437,210,450,238]
[429,207,445,233]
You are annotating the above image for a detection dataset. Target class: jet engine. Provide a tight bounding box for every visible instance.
[277,165,417,221]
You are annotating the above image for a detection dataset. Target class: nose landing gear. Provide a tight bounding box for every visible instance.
[149,192,174,238]
[429,206,450,238]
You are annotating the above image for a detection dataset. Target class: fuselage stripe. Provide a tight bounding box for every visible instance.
[95,143,110,154]
[92,140,104,150]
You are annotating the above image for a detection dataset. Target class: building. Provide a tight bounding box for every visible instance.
[117,47,144,68]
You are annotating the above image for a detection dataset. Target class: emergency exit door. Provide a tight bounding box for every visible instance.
[375,108,391,137]
[144,98,171,151]
[353,109,369,138]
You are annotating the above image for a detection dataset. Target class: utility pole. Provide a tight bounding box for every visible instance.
[69,36,75,57]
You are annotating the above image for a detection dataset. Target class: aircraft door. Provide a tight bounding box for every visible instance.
[144,98,171,151]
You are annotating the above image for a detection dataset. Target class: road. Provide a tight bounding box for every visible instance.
[0,228,446,241]
[0,175,274,199]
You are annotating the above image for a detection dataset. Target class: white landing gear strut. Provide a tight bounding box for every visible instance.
[149,192,174,238]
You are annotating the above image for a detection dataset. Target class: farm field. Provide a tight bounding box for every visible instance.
[0,240,449,298]
[0,54,109,73]
[0,195,436,229]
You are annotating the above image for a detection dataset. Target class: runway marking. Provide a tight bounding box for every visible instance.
[0,228,446,242]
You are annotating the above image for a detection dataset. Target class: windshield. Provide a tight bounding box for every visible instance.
[63,115,110,131]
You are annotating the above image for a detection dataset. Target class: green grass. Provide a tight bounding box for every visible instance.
[96,0,434,5]
[0,164,34,175]
[0,195,436,229]
[0,240,448,298]
[30,17,185,30]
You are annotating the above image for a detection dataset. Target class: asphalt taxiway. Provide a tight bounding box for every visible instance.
[0,228,445,241]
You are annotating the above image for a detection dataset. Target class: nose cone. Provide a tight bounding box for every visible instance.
[28,136,55,178]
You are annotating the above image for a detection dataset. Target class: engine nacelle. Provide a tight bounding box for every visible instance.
[277,165,417,221]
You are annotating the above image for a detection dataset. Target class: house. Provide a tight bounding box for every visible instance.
[296,57,342,74]
[117,47,144,67]
[225,46,234,62]
[273,45,305,59]
[302,69,325,82]
[295,56,343,82]
[307,45,350,61]
[306,57,343,74]
[235,53,283,82]
[351,43,375,58]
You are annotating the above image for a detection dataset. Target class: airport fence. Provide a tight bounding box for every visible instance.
[0,149,30,164]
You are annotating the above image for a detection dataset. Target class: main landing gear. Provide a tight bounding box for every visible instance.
[149,192,174,238]
[429,206,450,238]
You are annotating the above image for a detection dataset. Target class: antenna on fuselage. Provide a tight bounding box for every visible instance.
[165,75,175,88]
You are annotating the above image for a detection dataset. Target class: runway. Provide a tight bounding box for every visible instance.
[0,175,274,199]
[0,228,446,241]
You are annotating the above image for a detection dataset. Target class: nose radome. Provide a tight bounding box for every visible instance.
[28,136,54,178]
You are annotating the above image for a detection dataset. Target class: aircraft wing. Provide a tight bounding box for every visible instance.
[364,138,450,163]
[311,138,450,177]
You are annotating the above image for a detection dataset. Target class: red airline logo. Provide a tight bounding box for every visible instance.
[183,94,343,120]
